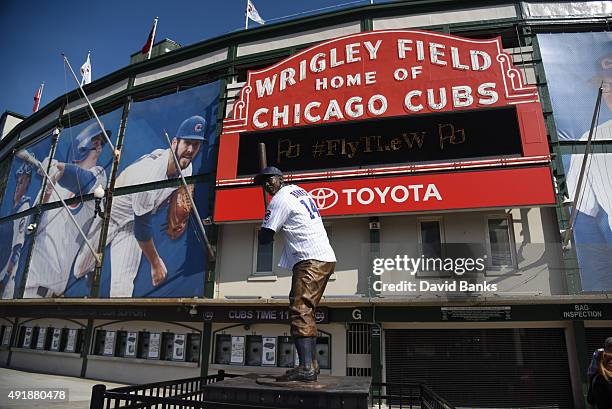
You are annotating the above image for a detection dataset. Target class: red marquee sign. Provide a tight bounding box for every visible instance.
[215,30,553,221]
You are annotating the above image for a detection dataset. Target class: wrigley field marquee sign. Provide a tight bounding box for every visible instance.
[215,30,553,222]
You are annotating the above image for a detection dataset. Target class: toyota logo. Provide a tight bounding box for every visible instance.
[309,188,338,210]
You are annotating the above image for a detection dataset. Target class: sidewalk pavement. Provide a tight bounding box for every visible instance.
[0,368,126,409]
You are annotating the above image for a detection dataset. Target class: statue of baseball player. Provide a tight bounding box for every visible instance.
[23,123,109,298]
[256,166,336,382]
[73,115,206,297]
[0,163,33,299]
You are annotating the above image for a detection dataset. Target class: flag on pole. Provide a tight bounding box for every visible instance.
[246,0,265,27]
[80,52,91,85]
[33,82,44,113]
[141,17,159,60]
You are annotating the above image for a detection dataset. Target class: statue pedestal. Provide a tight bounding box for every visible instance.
[202,373,371,409]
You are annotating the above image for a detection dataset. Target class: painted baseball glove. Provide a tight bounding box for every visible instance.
[166,184,194,240]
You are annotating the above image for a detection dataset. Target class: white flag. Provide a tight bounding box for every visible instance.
[246,0,265,25]
[80,52,91,85]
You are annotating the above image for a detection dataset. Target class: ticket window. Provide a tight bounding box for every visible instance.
[246,335,263,366]
[186,333,201,363]
[115,331,128,357]
[162,332,175,361]
[316,337,330,369]
[278,336,295,368]
[93,330,106,355]
[215,334,232,365]
[138,332,150,359]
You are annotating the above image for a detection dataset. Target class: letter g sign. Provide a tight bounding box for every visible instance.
[352,308,362,321]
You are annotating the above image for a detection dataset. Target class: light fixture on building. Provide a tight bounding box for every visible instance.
[188,305,198,316]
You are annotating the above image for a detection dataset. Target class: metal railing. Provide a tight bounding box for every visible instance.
[90,371,455,409]
[370,382,455,409]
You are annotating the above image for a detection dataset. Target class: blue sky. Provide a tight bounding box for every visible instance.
[0,0,383,117]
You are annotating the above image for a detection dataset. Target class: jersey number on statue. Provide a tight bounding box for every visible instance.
[300,198,320,219]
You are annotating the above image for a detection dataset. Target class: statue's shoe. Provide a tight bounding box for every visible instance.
[283,361,320,376]
[276,367,318,382]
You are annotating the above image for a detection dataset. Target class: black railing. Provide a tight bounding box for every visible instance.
[90,371,455,409]
[370,382,455,409]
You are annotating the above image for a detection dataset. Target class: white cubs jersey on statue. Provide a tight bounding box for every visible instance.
[25,166,106,297]
[262,184,336,270]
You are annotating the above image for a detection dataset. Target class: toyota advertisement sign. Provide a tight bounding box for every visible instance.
[215,167,555,221]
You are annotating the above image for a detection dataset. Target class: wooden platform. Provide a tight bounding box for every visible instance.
[202,373,371,408]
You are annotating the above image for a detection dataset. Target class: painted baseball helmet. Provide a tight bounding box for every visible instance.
[16,162,33,177]
[175,115,207,141]
[69,123,110,163]
[254,166,283,185]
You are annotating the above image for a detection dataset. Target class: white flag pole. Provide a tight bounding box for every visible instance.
[63,53,119,158]
[148,17,159,60]
[245,0,249,30]
[562,82,604,249]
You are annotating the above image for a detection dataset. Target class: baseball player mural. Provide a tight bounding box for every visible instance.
[23,122,110,298]
[256,166,336,382]
[74,116,207,297]
[540,33,612,290]
[0,163,33,299]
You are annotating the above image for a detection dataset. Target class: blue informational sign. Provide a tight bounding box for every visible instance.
[0,216,33,299]
[562,153,612,292]
[98,182,209,298]
[116,81,221,187]
[538,32,612,141]
[0,134,53,219]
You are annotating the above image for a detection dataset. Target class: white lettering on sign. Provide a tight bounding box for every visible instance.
[343,184,441,206]
[402,84,498,112]
[562,304,604,319]
[256,41,384,98]
[246,34,514,130]
[254,38,494,98]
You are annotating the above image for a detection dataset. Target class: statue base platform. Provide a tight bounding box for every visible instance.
[202,373,371,408]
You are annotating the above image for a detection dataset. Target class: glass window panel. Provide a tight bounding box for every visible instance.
[488,218,512,266]
[420,221,442,258]
[256,240,273,273]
